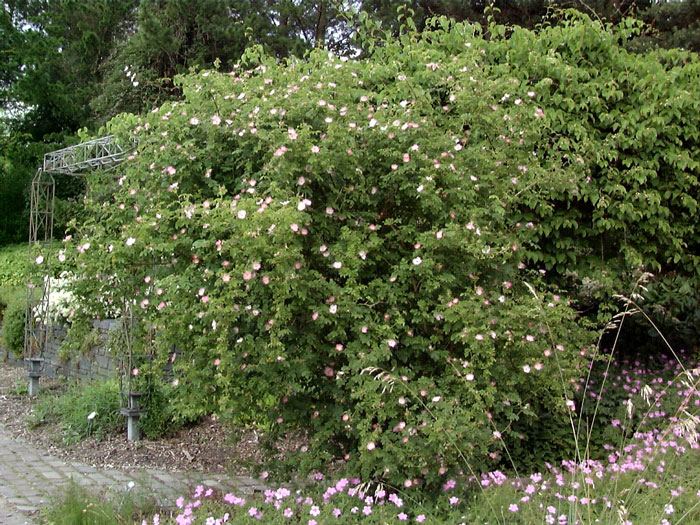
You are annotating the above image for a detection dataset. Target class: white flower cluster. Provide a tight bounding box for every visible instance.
[39,272,79,324]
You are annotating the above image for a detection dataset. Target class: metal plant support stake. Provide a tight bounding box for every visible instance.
[24,136,136,401]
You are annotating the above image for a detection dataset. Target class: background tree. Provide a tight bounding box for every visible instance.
[91,0,363,123]
[1,0,137,243]
[356,0,700,53]
[3,0,136,137]
[635,0,700,52]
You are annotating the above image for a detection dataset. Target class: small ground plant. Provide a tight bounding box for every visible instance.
[29,379,122,444]
[27,376,180,442]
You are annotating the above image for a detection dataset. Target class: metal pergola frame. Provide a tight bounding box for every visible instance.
[42,135,137,175]
[24,135,137,379]
[24,170,55,390]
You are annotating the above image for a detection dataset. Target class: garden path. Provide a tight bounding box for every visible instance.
[0,420,268,522]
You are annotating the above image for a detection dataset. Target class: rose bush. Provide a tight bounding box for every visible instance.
[56,14,700,488]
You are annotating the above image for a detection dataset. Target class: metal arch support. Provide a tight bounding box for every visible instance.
[28,168,55,248]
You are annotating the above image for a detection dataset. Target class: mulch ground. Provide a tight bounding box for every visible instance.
[0,362,306,474]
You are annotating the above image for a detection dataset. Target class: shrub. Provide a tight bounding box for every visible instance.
[2,291,25,360]
[54,15,602,489]
[482,15,700,329]
[0,243,28,289]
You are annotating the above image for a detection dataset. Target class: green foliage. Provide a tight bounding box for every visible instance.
[59,323,101,362]
[4,1,699,252]
[634,274,700,352]
[0,163,30,246]
[26,370,181,442]
[61,16,609,489]
[1,1,136,241]
[1,288,25,360]
[36,351,700,525]
[90,0,343,124]
[47,8,700,491]
[0,131,33,246]
[0,243,27,291]
[0,244,26,359]
[2,0,138,134]
[480,14,700,331]
[11,376,27,395]
[132,368,182,439]
[635,0,700,53]
[29,379,122,444]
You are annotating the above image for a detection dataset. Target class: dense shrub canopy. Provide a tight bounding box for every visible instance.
[486,18,700,283]
[50,14,699,487]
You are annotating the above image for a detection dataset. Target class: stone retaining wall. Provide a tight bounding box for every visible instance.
[1,319,119,381]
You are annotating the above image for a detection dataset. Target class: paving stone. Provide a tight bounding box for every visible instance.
[11,485,38,497]
[71,463,98,474]
[1,472,22,482]
[232,475,260,486]
[0,502,35,525]
[14,505,40,514]
[6,497,30,507]
[73,476,96,487]
[24,496,47,506]
[39,471,64,480]
[107,472,133,483]
[152,472,178,484]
